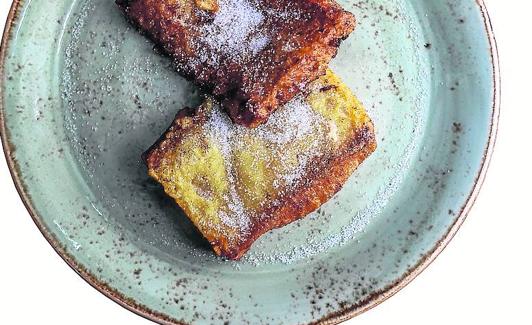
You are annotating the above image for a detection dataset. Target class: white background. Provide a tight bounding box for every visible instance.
[1,1,530,324]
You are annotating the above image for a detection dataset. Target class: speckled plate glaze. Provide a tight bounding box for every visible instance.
[1,0,498,324]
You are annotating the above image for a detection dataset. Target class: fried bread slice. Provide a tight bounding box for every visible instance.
[117,0,356,127]
[144,71,376,259]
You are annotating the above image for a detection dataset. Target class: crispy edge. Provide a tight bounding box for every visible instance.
[215,122,377,259]
[117,0,356,128]
[144,105,376,260]
[142,105,205,170]
[226,4,357,127]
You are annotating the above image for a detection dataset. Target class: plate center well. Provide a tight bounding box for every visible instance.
[61,0,430,266]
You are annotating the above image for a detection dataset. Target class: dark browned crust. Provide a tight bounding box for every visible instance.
[219,124,376,259]
[142,105,201,168]
[144,104,376,260]
[143,104,209,169]
[117,0,356,127]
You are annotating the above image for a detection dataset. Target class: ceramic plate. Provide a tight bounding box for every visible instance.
[0,0,498,324]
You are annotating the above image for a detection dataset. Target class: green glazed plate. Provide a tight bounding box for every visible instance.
[0,0,498,324]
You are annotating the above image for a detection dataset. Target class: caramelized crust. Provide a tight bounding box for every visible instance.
[225,126,375,259]
[144,71,376,259]
[117,0,356,127]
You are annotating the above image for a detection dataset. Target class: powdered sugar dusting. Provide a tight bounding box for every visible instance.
[241,0,430,266]
[191,0,311,67]
[204,107,251,233]
[202,0,264,54]
[197,0,271,64]
[60,0,430,269]
[200,95,327,237]
[256,96,318,145]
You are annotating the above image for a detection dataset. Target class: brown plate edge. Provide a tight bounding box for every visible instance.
[313,0,501,323]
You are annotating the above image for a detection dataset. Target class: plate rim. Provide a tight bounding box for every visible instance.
[0,0,500,324]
